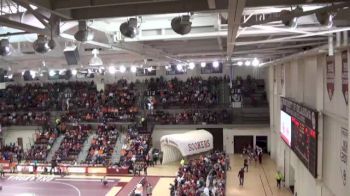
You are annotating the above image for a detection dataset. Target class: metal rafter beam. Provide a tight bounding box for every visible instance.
[244,0,346,7]
[53,0,178,10]
[0,15,48,35]
[19,0,72,19]
[68,0,226,20]
[227,0,246,58]
[12,0,49,28]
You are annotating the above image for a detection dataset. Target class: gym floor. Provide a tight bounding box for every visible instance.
[0,155,292,196]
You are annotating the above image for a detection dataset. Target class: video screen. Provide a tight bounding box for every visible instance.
[280,97,318,178]
[280,110,292,146]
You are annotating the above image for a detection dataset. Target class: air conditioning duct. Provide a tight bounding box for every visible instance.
[171,15,192,35]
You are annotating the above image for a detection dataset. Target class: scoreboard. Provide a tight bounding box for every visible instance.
[281,97,318,178]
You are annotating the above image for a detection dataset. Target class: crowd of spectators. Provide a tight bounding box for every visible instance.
[0,81,97,111]
[85,124,119,165]
[174,151,228,196]
[150,110,232,125]
[0,112,49,126]
[0,80,139,124]
[144,77,227,109]
[0,143,23,162]
[25,128,57,162]
[230,75,267,107]
[54,125,91,163]
[119,127,151,171]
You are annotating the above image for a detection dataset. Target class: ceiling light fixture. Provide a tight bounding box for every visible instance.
[252,58,260,67]
[147,67,153,72]
[316,12,334,28]
[74,20,94,42]
[120,18,138,38]
[119,65,126,73]
[108,66,116,74]
[245,60,251,66]
[49,70,55,77]
[212,61,219,68]
[71,69,78,75]
[89,49,103,66]
[171,15,192,35]
[0,39,11,56]
[29,70,36,78]
[188,62,195,70]
[33,34,51,53]
[176,64,183,71]
[237,61,243,66]
[131,66,137,73]
[200,62,206,68]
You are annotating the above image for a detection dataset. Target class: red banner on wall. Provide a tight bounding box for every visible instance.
[342,50,348,104]
[326,55,335,101]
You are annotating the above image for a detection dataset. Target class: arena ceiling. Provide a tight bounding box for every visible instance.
[0,0,348,72]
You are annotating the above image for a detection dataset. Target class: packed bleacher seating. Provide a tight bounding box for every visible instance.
[0,143,23,162]
[150,109,232,124]
[25,127,57,162]
[230,75,267,107]
[174,151,227,196]
[144,77,228,109]
[85,124,119,165]
[119,126,151,171]
[0,112,49,126]
[54,125,91,163]
[0,81,97,111]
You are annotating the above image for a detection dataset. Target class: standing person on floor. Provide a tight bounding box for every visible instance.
[276,171,284,189]
[243,158,249,172]
[238,168,245,186]
[146,183,153,196]
[159,151,163,165]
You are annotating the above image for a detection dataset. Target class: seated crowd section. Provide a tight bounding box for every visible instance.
[0,112,49,126]
[25,127,57,162]
[119,125,152,171]
[230,75,267,107]
[53,125,91,163]
[144,76,229,109]
[85,124,119,165]
[0,143,23,162]
[0,80,138,125]
[0,76,267,165]
[150,110,232,124]
[174,151,227,196]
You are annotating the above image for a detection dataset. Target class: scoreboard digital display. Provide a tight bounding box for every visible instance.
[280,97,318,178]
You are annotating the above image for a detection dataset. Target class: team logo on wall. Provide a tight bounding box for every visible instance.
[341,50,348,104]
[326,55,335,101]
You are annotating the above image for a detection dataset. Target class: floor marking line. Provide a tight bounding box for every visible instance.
[50,181,81,196]
[261,164,274,195]
[259,174,268,196]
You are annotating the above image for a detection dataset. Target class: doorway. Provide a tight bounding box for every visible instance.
[17,137,23,149]
[233,135,253,153]
[256,136,268,153]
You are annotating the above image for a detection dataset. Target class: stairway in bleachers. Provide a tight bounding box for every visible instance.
[46,134,65,162]
[111,133,126,164]
[77,133,96,163]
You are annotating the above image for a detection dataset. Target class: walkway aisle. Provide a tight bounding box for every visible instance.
[226,155,293,196]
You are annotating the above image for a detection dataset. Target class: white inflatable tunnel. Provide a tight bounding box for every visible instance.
[160,130,213,164]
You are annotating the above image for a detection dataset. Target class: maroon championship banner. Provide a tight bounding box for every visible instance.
[326,55,335,101]
[342,50,348,104]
